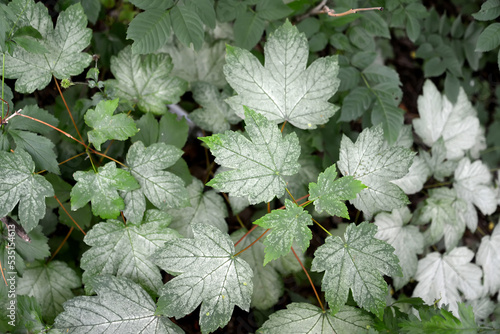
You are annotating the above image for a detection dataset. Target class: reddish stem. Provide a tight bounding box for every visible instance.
[234,229,269,257]
[291,246,324,311]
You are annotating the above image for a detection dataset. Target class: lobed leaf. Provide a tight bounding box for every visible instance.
[200,107,301,205]
[153,223,253,334]
[311,222,401,318]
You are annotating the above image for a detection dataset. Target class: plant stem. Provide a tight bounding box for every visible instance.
[234,224,258,247]
[53,195,86,236]
[291,246,324,311]
[312,218,332,236]
[53,75,85,144]
[49,227,74,263]
[234,228,269,257]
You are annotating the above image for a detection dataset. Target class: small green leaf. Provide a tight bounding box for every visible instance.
[71,162,139,219]
[54,275,183,333]
[0,150,54,232]
[12,36,49,54]
[475,22,500,52]
[170,4,204,50]
[106,46,187,114]
[200,107,301,205]
[127,10,171,54]
[340,86,373,122]
[254,199,313,265]
[309,164,366,219]
[189,0,216,29]
[84,98,138,150]
[153,223,253,334]
[311,222,402,318]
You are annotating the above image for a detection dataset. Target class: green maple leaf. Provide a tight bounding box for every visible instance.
[54,275,183,334]
[200,107,301,204]
[153,223,253,334]
[85,98,138,150]
[309,164,367,219]
[4,1,92,93]
[122,141,189,223]
[258,303,373,334]
[81,219,179,296]
[254,199,313,265]
[337,126,415,217]
[0,149,54,232]
[106,45,188,114]
[224,20,340,129]
[17,260,81,323]
[311,222,402,318]
[70,162,139,219]
[190,81,241,133]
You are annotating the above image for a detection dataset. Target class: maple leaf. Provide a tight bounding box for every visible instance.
[412,247,483,316]
[4,1,92,93]
[308,164,366,218]
[453,158,497,231]
[54,275,183,333]
[476,222,500,295]
[122,141,189,223]
[374,207,424,290]
[85,98,138,150]
[413,80,481,160]
[311,222,401,318]
[224,20,340,129]
[81,219,179,296]
[337,125,415,218]
[0,149,53,232]
[200,107,300,204]
[106,45,187,114]
[167,178,228,238]
[71,162,139,219]
[258,303,373,334]
[190,81,241,133]
[152,223,253,334]
[254,199,313,265]
[18,260,81,323]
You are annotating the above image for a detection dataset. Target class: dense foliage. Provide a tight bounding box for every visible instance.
[1,0,500,333]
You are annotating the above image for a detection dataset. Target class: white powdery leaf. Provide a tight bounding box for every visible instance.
[420,139,456,182]
[231,228,283,310]
[476,222,500,295]
[168,178,228,238]
[453,158,497,230]
[224,20,340,129]
[338,126,415,218]
[153,223,253,334]
[374,207,424,290]
[413,80,481,160]
[391,155,430,195]
[413,247,483,316]
[4,2,92,93]
[54,275,182,333]
[258,303,372,334]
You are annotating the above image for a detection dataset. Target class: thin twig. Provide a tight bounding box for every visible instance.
[296,0,328,21]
